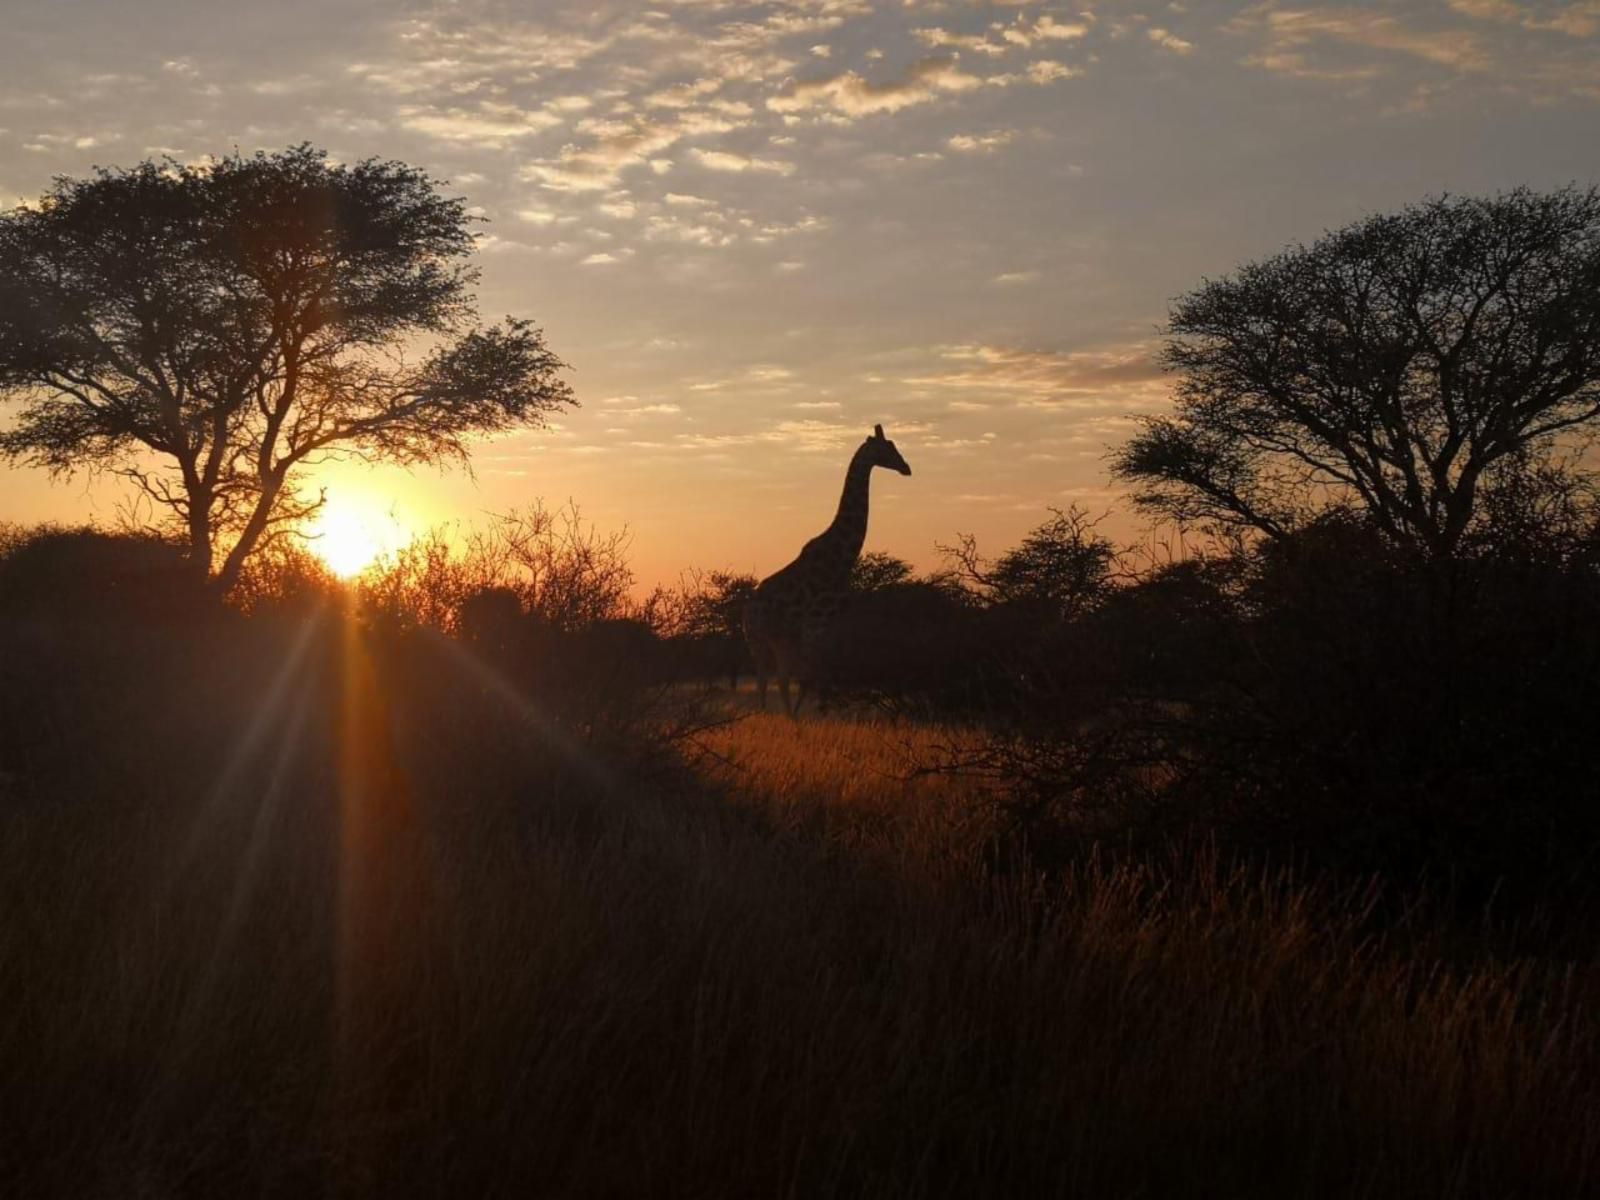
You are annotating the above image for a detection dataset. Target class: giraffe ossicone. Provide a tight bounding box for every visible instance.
[743,424,912,716]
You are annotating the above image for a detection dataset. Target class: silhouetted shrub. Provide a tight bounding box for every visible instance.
[645,569,757,686]
[0,525,205,628]
[818,580,990,712]
[940,508,1600,895]
[226,540,343,618]
[357,502,635,636]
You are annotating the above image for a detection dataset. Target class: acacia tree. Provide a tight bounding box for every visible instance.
[1111,187,1600,559]
[0,145,574,590]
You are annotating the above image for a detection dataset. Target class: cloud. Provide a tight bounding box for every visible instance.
[916,13,1088,56]
[672,416,854,453]
[768,56,983,118]
[903,343,1166,409]
[991,270,1040,284]
[645,78,724,108]
[581,252,621,265]
[750,214,826,241]
[913,27,1013,57]
[1448,0,1600,37]
[687,364,799,393]
[1004,14,1092,47]
[399,101,564,146]
[1238,7,1491,79]
[1147,28,1195,55]
[947,130,1016,153]
[690,147,797,174]
[616,403,682,416]
[645,212,737,247]
[521,111,742,191]
[1019,60,1082,84]
[23,132,105,152]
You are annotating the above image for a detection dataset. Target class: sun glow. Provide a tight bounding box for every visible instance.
[307,496,408,578]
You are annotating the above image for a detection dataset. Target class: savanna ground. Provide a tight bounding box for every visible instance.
[3,591,1597,1200]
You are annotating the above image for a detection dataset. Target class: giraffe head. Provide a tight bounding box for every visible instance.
[865,424,912,476]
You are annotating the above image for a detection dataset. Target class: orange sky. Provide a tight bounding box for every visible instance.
[2,1,1597,587]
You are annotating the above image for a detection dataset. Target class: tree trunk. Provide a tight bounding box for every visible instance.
[213,482,281,596]
[187,496,215,585]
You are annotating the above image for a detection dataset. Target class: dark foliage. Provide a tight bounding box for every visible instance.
[848,550,915,592]
[647,568,759,686]
[895,507,1600,898]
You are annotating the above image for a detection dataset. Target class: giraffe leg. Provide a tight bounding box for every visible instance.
[774,642,803,718]
[750,639,774,710]
[793,602,834,721]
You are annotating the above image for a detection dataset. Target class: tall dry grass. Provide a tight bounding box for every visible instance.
[5,659,1597,1198]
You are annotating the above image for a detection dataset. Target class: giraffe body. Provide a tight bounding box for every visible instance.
[744,425,911,715]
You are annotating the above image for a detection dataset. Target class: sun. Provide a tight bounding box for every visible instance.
[307,498,403,578]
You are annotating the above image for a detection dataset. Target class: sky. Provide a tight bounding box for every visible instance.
[1,0,1597,587]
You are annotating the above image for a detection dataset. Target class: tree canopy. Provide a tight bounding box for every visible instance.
[849,551,916,593]
[1111,187,1600,558]
[942,506,1116,621]
[0,144,574,589]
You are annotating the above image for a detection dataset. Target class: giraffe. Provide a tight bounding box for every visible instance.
[743,424,912,715]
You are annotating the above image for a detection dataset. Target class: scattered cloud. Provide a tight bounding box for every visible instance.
[645,79,723,109]
[1023,60,1081,84]
[522,111,742,191]
[947,130,1016,153]
[23,132,105,152]
[1004,14,1092,47]
[904,343,1166,409]
[1448,0,1600,38]
[1236,6,1491,81]
[916,13,1088,57]
[399,101,564,146]
[690,147,796,174]
[913,28,1013,57]
[768,56,983,118]
[1147,28,1195,55]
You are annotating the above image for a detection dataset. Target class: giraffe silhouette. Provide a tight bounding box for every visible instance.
[743,424,912,715]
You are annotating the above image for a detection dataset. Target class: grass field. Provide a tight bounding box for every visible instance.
[6,647,1596,1198]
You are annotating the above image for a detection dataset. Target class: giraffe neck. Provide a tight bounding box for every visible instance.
[815,443,874,576]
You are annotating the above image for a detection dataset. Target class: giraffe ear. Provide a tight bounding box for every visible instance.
[873,424,885,440]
